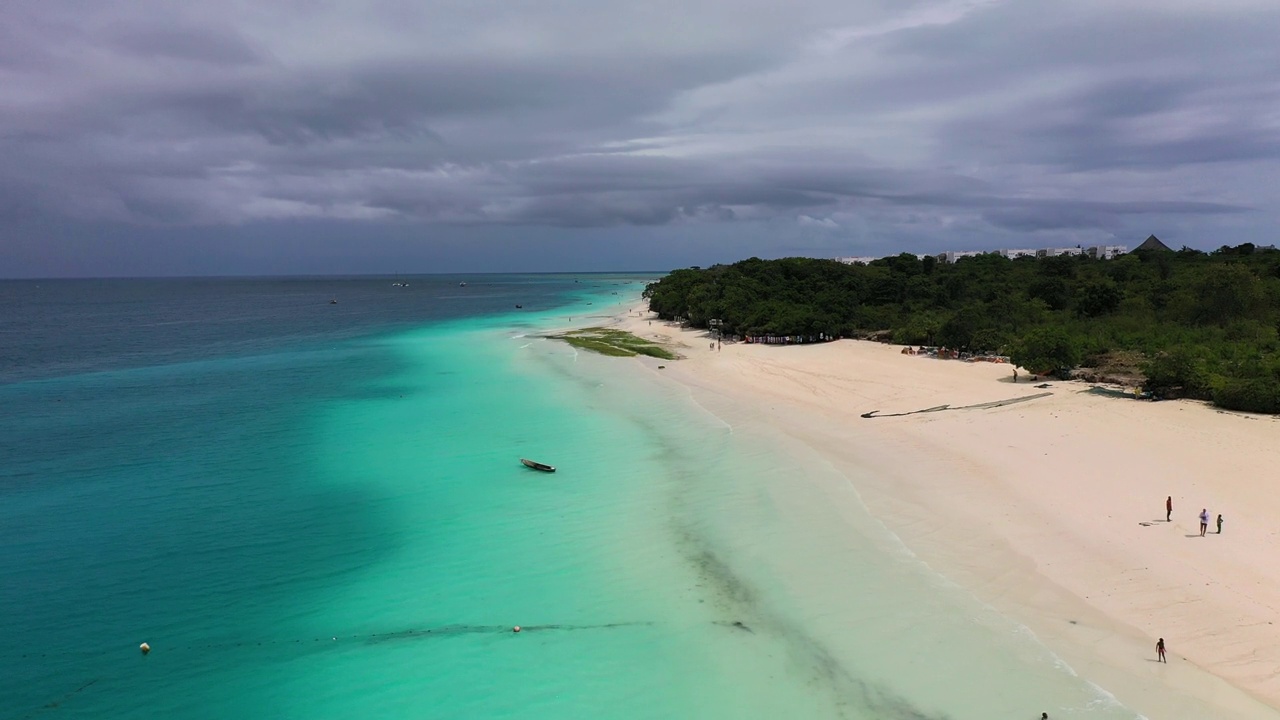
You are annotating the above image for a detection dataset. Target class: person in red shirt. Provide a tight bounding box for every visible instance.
[1166,496,1172,522]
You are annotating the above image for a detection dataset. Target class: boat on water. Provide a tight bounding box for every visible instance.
[520,458,555,473]
[329,298,338,304]
[515,304,523,309]
[459,281,467,287]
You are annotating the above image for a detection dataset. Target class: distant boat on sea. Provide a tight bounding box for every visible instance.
[520,458,555,473]
[515,304,523,309]
[329,298,338,304]
[459,281,467,287]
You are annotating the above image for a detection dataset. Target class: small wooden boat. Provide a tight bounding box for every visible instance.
[520,458,556,473]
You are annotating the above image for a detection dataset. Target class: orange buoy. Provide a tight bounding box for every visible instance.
[139,642,151,655]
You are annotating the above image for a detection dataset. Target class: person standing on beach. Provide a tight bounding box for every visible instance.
[1217,514,1224,534]
[1199,509,1209,536]
[1156,637,1167,662]
[1166,496,1172,522]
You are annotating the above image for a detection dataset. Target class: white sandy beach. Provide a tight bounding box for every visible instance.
[612,306,1280,720]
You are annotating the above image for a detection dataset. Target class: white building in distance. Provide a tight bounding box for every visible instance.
[1086,245,1128,260]
[837,244,1129,265]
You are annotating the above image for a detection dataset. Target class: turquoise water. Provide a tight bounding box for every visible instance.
[2,275,1152,718]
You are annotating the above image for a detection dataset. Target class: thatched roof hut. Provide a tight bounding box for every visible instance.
[1133,234,1173,252]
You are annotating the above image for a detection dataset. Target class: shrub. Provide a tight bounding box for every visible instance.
[1143,348,1211,397]
[1008,327,1082,377]
[1212,377,1280,414]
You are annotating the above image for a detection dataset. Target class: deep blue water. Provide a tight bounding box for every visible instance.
[0,275,637,384]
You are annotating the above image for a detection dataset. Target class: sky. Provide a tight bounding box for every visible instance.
[2,0,1279,277]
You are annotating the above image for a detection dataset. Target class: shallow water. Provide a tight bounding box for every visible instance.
[1,275,1145,718]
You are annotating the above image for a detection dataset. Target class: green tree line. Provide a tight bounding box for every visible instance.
[643,245,1280,413]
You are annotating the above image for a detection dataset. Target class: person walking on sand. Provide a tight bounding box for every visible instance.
[1217,514,1224,534]
[1156,638,1167,663]
[1199,509,1209,537]
[1166,496,1172,522]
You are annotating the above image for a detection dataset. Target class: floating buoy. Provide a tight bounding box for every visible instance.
[139,642,151,655]
[513,626,521,633]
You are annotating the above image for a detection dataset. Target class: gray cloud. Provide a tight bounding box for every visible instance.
[2,0,1279,275]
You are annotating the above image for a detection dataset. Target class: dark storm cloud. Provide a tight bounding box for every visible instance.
[107,26,267,66]
[980,199,1246,233]
[2,0,1279,275]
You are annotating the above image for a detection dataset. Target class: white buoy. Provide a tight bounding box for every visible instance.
[139,642,151,655]
[513,626,521,633]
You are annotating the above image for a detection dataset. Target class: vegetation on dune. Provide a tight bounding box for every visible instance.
[643,244,1280,413]
[554,327,678,360]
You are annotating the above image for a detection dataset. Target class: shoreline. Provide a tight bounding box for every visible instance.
[605,304,1280,719]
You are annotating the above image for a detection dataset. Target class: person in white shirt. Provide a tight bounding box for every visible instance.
[1199,508,1209,537]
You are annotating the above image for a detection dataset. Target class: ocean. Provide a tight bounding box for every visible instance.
[1,275,1144,719]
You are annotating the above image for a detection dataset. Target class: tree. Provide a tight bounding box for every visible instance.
[894,311,942,345]
[1187,264,1265,326]
[1008,328,1081,378]
[936,305,990,350]
[1077,279,1122,317]
[1028,277,1070,311]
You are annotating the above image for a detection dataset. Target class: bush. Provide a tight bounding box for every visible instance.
[1143,348,1210,397]
[1212,377,1280,414]
[1008,327,1082,377]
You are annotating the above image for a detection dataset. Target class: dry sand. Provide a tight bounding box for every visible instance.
[611,306,1280,720]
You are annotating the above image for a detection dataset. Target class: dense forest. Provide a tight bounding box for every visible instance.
[644,244,1280,414]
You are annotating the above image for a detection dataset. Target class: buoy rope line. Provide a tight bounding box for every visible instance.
[18,619,753,717]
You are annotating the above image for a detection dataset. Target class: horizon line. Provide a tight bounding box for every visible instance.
[0,270,673,282]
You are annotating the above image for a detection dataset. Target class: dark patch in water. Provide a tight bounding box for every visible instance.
[364,621,655,645]
[336,384,419,401]
[18,679,98,720]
